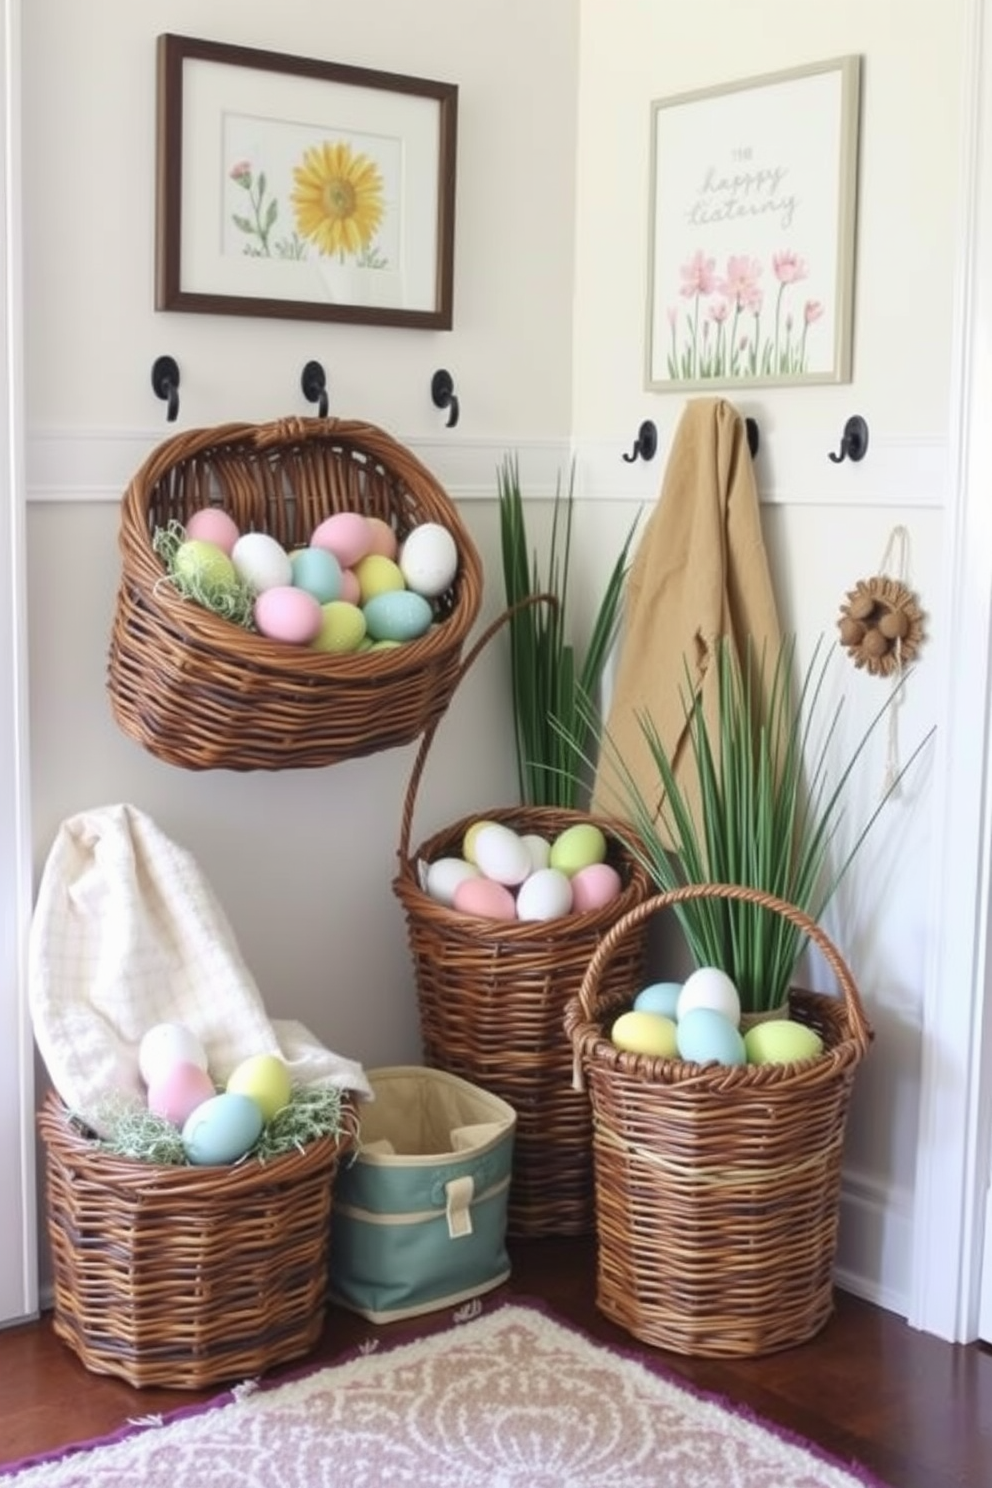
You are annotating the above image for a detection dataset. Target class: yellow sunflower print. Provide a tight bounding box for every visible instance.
[291,141,385,258]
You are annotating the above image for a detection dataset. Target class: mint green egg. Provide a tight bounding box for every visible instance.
[364,589,433,643]
[633,981,682,1019]
[676,1007,746,1066]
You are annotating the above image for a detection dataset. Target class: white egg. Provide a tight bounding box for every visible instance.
[472,823,532,886]
[399,523,459,598]
[138,1022,208,1086]
[677,966,742,1027]
[520,833,551,873]
[516,867,573,921]
[425,856,482,907]
[231,532,293,593]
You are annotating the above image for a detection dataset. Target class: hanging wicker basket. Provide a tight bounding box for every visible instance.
[107,416,484,771]
[38,1092,356,1389]
[565,882,874,1358]
[392,601,654,1238]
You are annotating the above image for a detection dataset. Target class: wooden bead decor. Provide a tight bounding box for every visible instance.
[836,575,925,676]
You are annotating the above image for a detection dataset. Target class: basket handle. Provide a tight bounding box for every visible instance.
[397,593,558,866]
[575,881,872,1049]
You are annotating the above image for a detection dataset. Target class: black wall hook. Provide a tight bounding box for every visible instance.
[431,368,459,428]
[745,417,759,458]
[301,360,329,418]
[151,355,180,422]
[622,419,658,463]
[828,414,869,464]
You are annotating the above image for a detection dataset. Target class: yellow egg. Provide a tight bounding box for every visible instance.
[311,600,367,654]
[173,539,238,594]
[743,1019,824,1066]
[549,822,608,876]
[354,554,406,604]
[611,1010,679,1057]
[226,1054,293,1122]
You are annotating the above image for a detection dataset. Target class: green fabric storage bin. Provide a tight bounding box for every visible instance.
[330,1066,516,1323]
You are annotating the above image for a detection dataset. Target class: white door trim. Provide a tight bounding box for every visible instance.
[909,0,992,1342]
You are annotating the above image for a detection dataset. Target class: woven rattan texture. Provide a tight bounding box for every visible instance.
[565,883,873,1358]
[392,604,653,1238]
[38,1094,355,1389]
[108,417,483,771]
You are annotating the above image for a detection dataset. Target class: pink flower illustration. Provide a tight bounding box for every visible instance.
[680,249,718,298]
[772,250,808,284]
[804,300,824,324]
[229,160,252,184]
[707,298,730,325]
[720,255,762,310]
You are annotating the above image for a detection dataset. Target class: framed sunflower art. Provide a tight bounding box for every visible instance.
[155,34,458,328]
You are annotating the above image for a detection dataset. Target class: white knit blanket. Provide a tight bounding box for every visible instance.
[29,803,371,1132]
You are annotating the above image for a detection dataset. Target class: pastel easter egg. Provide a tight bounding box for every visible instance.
[676,1007,747,1067]
[290,545,342,603]
[399,523,459,598]
[363,590,433,643]
[185,507,240,555]
[452,876,518,921]
[744,1019,824,1066]
[147,1060,217,1127]
[472,823,532,886]
[227,1053,293,1123]
[570,861,622,914]
[463,820,499,864]
[611,1010,679,1058]
[339,568,362,605]
[425,857,482,907]
[633,981,682,1019]
[139,1022,208,1086]
[254,586,323,644]
[365,516,399,560]
[677,966,742,1027]
[515,867,573,921]
[172,539,238,594]
[354,554,406,604]
[549,823,608,876]
[311,601,367,654]
[520,834,551,873]
[182,1092,264,1166]
[311,512,373,569]
[231,532,293,593]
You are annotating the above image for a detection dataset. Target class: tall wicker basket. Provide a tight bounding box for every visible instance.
[108,416,483,771]
[392,606,653,1238]
[565,883,873,1358]
[38,1093,356,1389]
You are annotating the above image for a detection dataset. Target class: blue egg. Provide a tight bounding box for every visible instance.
[364,589,433,643]
[290,545,342,603]
[676,1007,746,1067]
[633,981,682,1019]
[182,1091,264,1165]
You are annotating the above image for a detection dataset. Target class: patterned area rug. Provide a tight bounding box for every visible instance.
[2,1301,889,1487]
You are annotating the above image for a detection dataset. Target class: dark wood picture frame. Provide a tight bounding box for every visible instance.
[155,34,458,328]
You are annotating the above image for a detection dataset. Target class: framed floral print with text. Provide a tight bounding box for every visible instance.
[155,34,458,328]
[645,55,861,390]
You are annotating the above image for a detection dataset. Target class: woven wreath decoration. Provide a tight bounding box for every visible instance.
[836,576,925,676]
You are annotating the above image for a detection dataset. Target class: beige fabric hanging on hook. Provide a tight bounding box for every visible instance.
[592,398,782,842]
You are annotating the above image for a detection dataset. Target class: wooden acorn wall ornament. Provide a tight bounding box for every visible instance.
[837,575,926,676]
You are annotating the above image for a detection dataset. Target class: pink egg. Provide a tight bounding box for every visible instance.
[254,585,323,644]
[147,1060,217,1127]
[365,516,399,560]
[311,512,373,568]
[185,507,240,555]
[452,876,518,920]
[570,862,623,914]
[339,568,361,605]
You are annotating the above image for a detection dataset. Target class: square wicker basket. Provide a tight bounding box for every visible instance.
[38,1093,356,1390]
[107,416,483,771]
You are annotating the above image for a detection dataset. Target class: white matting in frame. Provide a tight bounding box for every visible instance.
[646,55,861,391]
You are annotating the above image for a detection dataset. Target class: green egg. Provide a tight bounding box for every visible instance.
[744,1019,823,1066]
[312,600,367,654]
[548,822,608,877]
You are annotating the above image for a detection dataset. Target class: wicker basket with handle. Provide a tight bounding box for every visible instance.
[392,601,653,1238]
[565,882,873,1358]
[108,416,483,771]
[38,1091,356,1389]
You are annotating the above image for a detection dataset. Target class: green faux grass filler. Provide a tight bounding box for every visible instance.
[153,519,258,630]
[80,1083,346,1166]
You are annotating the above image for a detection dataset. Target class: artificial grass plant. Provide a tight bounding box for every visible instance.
[569,634,934,1013]
[498,453,637,808]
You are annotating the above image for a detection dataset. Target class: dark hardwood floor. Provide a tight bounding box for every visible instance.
[1,1237,990,1486]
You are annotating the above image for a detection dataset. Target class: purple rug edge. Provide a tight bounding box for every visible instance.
[0,1294,894,1487]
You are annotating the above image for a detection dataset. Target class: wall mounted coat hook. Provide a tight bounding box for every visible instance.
[431,368,460,428]
[745,417,759,458]
[828,414,869,464]
[622,419,658,463]
[151,355,180,422]
[301,360,329,418]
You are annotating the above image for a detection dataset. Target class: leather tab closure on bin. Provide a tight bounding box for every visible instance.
[445,1174,475,1239]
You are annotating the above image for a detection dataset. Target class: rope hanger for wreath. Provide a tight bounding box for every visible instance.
[836,524,926,793]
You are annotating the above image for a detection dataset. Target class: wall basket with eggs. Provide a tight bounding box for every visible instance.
[392,606,654,1240]
[564,882,873,1361]
[107,417,483,771]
